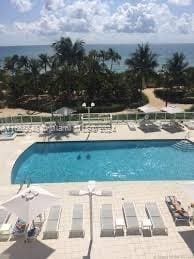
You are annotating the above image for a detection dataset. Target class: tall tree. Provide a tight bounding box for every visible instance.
[27,58,41,106]
[162,52,189,106]
[107,48,121,71]
[163,52,188,87]
[4,55,19,75]
[125,43,158,91]
[39,53,50,73]
[52,37,85,68]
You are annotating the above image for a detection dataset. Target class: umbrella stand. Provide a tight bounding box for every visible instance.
[24,223,29,243]
[89,193,93,241]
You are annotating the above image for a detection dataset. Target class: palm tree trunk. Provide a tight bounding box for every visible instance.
[110,60,113,71]
[142,76,146,89]
[165,89,168,107]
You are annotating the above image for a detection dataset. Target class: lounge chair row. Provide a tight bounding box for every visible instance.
[100,202,168,237]
[5,197,189,240]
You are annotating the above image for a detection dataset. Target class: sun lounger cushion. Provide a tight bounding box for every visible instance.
[73,205,83,219]
[101,204,113,218]
[45,220,58,232]
[69,204,84,238]
[100,204,114,237]
[125,216,139,229]
[123,203,137,217]
[122,203,140,235]
[71,219,83,231]
[145,202,167,235]
[48,206,61,220]
[145,203,161,217]
[43,206,61,239]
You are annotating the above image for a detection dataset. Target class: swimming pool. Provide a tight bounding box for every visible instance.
[12,140,194,184]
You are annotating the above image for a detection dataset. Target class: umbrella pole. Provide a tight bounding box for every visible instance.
[24,223,29,243]
[89,193,93,241]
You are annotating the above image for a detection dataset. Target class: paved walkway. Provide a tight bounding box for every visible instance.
[143,88,192,110]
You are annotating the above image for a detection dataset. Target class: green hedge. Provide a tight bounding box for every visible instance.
[154,89,194,104]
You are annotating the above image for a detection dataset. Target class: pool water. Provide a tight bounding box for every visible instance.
[12,140,194,184]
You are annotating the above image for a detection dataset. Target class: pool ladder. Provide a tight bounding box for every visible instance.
[173,140,194,152]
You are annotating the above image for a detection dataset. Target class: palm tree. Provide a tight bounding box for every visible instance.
[4,55,19,75]
[39,54,50,73]
[98,50,108,70]
[52,37,85,68]
[162,52,189,106]
[164,52,188,86]
[107,48,121,71]
[18,55,29,71]
[4,55,20,101]
[125,43,158,90]
[27,58,41,106]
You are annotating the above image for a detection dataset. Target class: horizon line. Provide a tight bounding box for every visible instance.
[0,42,194,48]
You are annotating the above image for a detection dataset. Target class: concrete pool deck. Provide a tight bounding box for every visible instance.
[0,123,194,258]
[1,182,194,259]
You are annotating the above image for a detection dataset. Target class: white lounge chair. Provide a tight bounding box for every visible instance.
[100,204,114,237]
[123,202,141,235]
[43,206,61,239]
[145,202,168,235]
[69,204,84,238]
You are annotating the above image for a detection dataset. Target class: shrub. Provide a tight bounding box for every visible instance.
[154,89,194,104]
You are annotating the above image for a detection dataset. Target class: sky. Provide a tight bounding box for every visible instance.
[0,0,194,46]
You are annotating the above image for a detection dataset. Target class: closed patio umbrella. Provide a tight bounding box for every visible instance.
[0,186,61,223]
[138,105,159,113]
[54,106,76,116]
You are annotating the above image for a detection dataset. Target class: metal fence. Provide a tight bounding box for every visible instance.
[0,112,194,125]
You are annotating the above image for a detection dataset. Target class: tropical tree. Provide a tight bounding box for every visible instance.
[107,48,121,71]
[52,37,85,68]
[125,43,158,91]
[163,52,189,87]
[27,58,41,106]
[17,55,29,71]
[161,52,189,106]
[39,54,50,73]
[4,55,19,75]
[98,50,108,70]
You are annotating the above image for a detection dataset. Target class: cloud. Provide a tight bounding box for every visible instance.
[44,0,65,11]
[104,3,157,33]
[104,2,194,35]
[15,0,110,34]
[168,0,192,6]
[13,0,194,38]
[0,24,6,33]
[10,0,33,12]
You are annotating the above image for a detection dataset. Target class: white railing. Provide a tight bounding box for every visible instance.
[0,112,194,125]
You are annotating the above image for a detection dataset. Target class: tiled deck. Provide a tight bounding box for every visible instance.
[0,123,194,258]
[0,182,194,259]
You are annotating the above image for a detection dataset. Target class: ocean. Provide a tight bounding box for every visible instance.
[0,43,193,72]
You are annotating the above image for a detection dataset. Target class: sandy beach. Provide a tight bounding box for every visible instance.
[0,108,50,117]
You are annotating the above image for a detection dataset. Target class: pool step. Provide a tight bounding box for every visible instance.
[173,140,194,152]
